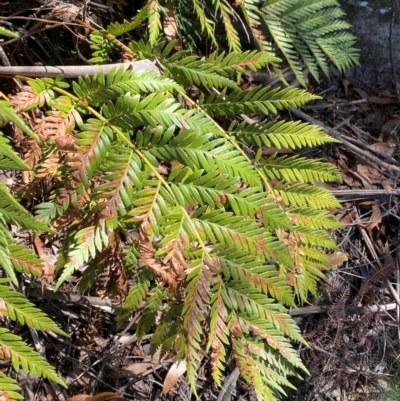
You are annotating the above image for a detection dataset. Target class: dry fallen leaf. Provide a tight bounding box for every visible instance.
[163,360,187,394]
[163,0,182,50]
[69,392,128,401]
[125,362,154,375]
[325,252,348,269]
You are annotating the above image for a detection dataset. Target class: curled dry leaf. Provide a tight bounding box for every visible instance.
[163,360,187,394]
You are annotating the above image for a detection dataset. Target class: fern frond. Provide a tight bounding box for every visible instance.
[55,223,109,290]
[182,260,211,392]
[150,303,182,356]
[288,208,342,230]
[207,281,229,385]
[191,0,217,46]
[164,55,240,89]
[295,226,338,249]
[272,182,341,209]
[203,86,319,116]
[148,130,261,186]
[89,31,113,64]
[9,245,43,276]
[73,67,180,107]
[117,268,154,328]
[218,4,241,52]
[214,249,294,306]
[148,0,163,45]
[136,286,168,341]
[0,101,37,139]
[225,283,304,343]
[0,372,23,401]
[167,167,267,218]
[231,120,339,149]
[0,134,29,170]
[0,183,50,233]
[0,285,67,335]
[258,0,359,83]
[193,210,277,260]
[207,50,280,75]
[262,154,342,183]
[108,5,150,36]
[0,328,66,387]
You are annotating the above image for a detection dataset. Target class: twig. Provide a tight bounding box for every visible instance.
[331,189,400,201]
[216,367,240,401]
[0,59,162,78]
[289,303,397,316]
[300,99,367,110]
[310,344,358,373]
[390,10,400,104]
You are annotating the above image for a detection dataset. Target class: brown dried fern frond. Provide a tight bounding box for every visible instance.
[354,258,397,305]
[10,85,47,112]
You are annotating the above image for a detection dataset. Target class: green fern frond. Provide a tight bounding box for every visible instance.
[262,154,342,183]
[207,281,229,385]
[0,285,67,336]
[9,245,44,276]
[108,5,150,36]
[148,0,163,45]
[215,249,294,306]
[0,372,23,401]
[0,183,50,233]
[203,86,320,116]
[89,31,114,64]
[4,38,347,399]
[207,50,280,75]
[295,226,338,249]
[231,120,338,149]
[150,303,182,356]
[182,260,211,392]
[256,0,359,84]
[73,67,180,107]
[272,182,341,209]
[225,283,304,343]
[0,134,29,171]
[0,328,66,387]
[117,268,154,327]
[136,286,168,341]
[55,223,109,290]
[148,130,261,186]
[164,55,240,89]
[288,207,342,230]
[191,0,217,46]
[0,101,37,139]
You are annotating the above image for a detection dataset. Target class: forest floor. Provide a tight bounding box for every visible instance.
[2,1,400,401]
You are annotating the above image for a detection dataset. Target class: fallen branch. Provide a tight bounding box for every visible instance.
[0,59,162,78]
[289,303,397,316]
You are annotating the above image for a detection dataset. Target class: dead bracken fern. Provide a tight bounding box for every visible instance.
[0,17,357,400]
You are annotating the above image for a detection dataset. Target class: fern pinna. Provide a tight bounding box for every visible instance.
[3,47,342,399]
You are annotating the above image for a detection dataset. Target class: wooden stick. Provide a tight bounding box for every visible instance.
[0,59,162,78]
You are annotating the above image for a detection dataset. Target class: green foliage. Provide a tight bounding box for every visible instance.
[0,372,23,401]
[0,103,67,395]
[90,0,358,85]
[0,36,345,398]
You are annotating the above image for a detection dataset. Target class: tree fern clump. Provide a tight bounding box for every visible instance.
[108,0,359,86]
[0,34,345,397]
